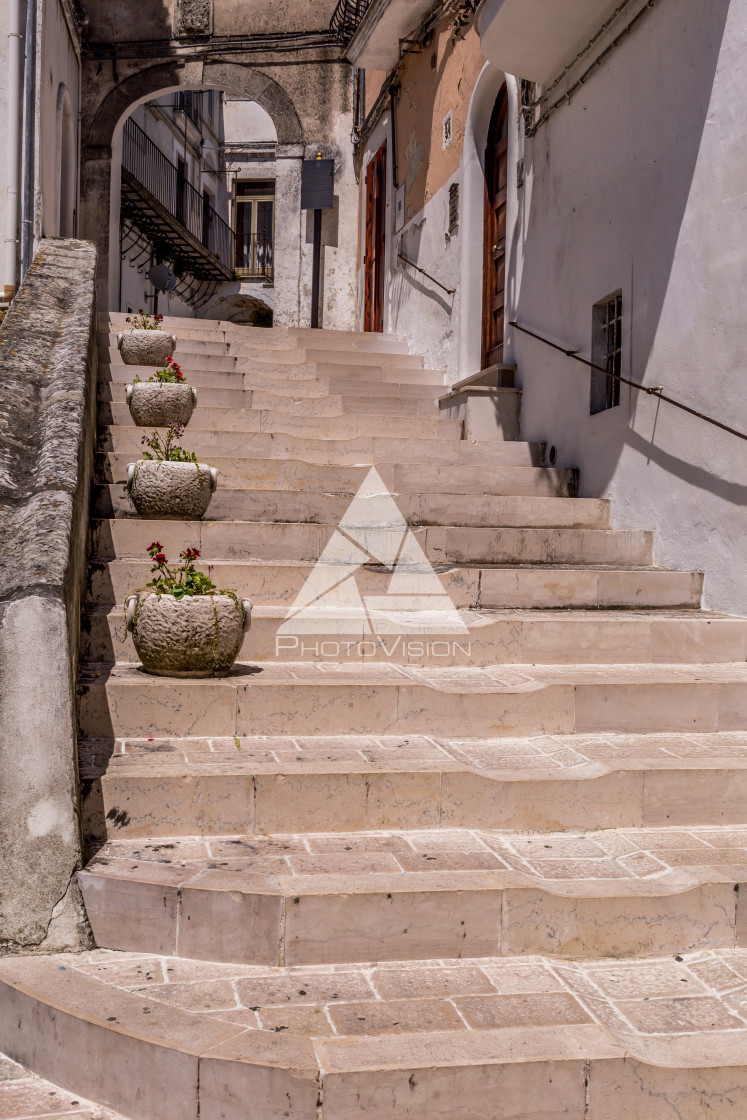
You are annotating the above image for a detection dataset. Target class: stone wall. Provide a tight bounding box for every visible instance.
[0,239,97,954]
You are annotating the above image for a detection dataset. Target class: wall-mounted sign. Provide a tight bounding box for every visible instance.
[301,159,335,210]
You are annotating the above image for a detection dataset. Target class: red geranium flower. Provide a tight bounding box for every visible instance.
[147,541,163,552]
[153,553,166,564]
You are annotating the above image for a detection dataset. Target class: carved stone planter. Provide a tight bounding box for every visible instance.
[126,382,197,428]
[125,592,252,677]
[126,460,218,520]
[117,329,177,367]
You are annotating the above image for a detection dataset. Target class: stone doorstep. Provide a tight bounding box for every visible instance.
[76,731,747,840]
[83,608,744,669]
[96,430,547,467]
[75,662,747,740]
[95,456,577,497]
[88,519,654,567]
[102,348,431,374]
[98,403,459,440]
[86,559,701,611]
[94,484,610,531]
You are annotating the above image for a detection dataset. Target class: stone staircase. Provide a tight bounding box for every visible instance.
[2,314,747,1118]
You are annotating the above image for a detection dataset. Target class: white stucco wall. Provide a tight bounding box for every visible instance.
[39,0,81,240]
[509,0,746,614]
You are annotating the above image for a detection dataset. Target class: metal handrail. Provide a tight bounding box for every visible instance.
[330,0,370,41]
[122,117,235,269]
[398,253,456,296]
[509,321,747,442]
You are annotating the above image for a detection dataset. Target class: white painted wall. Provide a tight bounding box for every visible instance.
[507,0,747,614]
[39,0,81,241]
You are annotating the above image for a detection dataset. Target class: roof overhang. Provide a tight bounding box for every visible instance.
[476,0,623,83]
[347,0,439,70]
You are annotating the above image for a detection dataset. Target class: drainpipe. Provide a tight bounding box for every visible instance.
[4,0,22,300]
[20,0,37,280]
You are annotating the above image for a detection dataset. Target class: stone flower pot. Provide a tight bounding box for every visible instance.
[125,592,252,677]
[126,460,219,520]
[126,382,197,428]
[117,329,177,367]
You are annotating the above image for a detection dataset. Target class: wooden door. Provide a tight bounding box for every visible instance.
[482,86,508,369]
[364,144,387,333]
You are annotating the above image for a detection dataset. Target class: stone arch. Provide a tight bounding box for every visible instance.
[81,59,305,307]
[56,84,76,238]
[84,59,304,151]
[458,63,522,379]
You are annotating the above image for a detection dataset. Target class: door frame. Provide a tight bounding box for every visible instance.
[481,84,509,370]
[363,142,387,333]
[458,65,521,380]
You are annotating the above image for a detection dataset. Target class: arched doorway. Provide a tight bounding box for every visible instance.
[482,84,508,369]
[56,85,76,237]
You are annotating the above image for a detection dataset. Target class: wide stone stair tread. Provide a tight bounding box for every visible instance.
[97,428,550,466]
[94,484,610,529]
[76,660,747,740]
[76,729,747,841]
[77,821,747,965]
[82,606,747,669]
[96,455,578,496]
[87,557,704,612]
[89,518,654,567]
[5,949,747,1119]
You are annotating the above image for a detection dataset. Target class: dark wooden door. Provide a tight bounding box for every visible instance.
[364,144,387,333]
[482,86,508,369]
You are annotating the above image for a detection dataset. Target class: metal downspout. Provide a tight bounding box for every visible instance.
[4,0,22,300]
[20,0,37,280]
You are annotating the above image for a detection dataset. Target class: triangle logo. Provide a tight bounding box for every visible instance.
[278,468,469,636]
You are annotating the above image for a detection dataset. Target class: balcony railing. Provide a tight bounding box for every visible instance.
[121,117,234,281]
[235,233,274,281]
[330,0,370,41]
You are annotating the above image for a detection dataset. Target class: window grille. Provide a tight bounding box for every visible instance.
[590,291,622,414]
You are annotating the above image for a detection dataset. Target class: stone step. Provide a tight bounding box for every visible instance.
[101,358,445,388]
[97,429,546,466]
[94,485,610,530]
[87,558,702,611]
[96,455,578,498]
[78,823,747,964]
[9,948,747,1120]
[76,661,747,740]
[77,731,747,843]
[102,314,417,353]
[88,518,653,566]
[99,380,445,409]
[98,403,459,440]
[0,1051,130,1120]
[81,607,742,668]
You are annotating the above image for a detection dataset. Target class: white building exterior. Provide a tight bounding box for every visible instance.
[350,0,747,617]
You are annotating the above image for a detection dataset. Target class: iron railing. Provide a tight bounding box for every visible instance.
[330,0,370,41]
[122,117,234,269]
[235,233,274,281]
[509,321,747,443]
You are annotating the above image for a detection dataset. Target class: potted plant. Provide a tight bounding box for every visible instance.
[126,357,197,427]
[124,544,252,677]
[117,310,178,367]
[126,425,218,520]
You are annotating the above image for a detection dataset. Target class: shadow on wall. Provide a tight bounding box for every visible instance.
[515,0,732,496]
